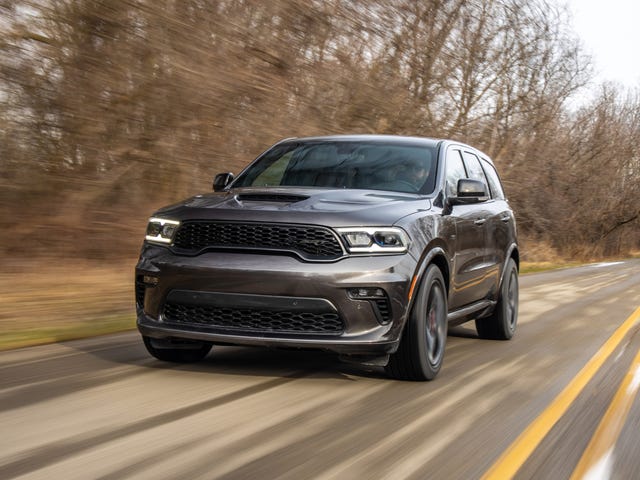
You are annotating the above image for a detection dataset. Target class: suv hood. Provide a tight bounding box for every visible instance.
[154,187,432,227]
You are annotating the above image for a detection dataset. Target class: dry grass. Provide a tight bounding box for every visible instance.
[519,261,582,274]
[519,238,564,263]
[519,240,639,273]
[0,260,136,350]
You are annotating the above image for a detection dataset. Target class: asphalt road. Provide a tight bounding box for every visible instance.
[1,260,640,480]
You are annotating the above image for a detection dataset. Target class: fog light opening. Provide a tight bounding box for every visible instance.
[348,287,391,325]
[348,287,386,299]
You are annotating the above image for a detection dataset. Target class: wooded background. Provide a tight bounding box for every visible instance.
[1,0,639,263]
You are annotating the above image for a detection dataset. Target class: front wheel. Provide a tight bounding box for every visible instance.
[143,336,212,363]
[386,265,448,381]
[475,258,519,340]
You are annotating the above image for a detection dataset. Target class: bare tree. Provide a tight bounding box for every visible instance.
[0,0,637,261]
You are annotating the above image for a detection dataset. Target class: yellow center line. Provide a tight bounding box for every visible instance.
[481,306,640,480]
[569,346,640,480]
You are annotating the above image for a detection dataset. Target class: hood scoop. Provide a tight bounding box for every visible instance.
[236,193,309,203]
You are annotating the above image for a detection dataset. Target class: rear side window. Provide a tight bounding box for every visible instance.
[461,151,488,186]
[480,159,505,200]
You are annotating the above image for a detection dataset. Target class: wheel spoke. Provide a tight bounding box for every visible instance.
[507,271,518,326]
[426,284,445,365]
[426,327,436,358]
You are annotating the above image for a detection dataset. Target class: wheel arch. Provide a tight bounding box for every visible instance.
[494,243,519,296]
[408,244,451,311]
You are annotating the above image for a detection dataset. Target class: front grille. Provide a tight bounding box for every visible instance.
[173,222,344,260]
[163,302,344,335]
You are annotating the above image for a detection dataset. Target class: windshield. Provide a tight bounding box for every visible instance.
[232,141,438,194]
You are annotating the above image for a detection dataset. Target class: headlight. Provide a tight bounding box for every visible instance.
[145,217,180,245]
[337,227,409,253]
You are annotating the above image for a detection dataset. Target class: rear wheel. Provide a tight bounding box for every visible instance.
[142,336,212,363]
[386,265,447,381]
[475,258,519,340]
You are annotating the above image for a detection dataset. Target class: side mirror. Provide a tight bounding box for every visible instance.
[445,179,489,210]
[457,179,488,199]
[213,172,234,192]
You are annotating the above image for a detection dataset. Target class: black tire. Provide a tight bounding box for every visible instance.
[475,258,519,340]
[386,265,448,381]
[142,336,212,363]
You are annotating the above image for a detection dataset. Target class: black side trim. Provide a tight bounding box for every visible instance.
[447,300,495,327]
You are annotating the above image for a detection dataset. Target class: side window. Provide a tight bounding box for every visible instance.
[445,149,467,196]
[461,151,489,192]
[480,159,505,200]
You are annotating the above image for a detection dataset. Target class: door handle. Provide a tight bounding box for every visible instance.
[500,215,510,223]
[474,219,486,226]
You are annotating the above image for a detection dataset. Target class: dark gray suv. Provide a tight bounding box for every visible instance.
[136,135,519,380]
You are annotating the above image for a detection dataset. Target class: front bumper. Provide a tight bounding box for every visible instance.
[135,245,417,355]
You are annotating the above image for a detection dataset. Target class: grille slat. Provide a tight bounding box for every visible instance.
[374,298,391,323]
[163,302,344,335]
[173,222,343,260]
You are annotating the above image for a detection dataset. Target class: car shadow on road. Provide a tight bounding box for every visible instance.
[67,335,389,381]
[185,346,389,381]
[448,323,480,339]
[67,327,480,382]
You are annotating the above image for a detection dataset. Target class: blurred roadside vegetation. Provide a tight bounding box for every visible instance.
[1,1,639,349]
[0,262,133,349]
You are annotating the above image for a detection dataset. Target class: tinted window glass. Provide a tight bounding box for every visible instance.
[233,141,438,194]
[444,149,467,196]
[461,151,488,185]
[480,159,505,200]
[252,151,293,186]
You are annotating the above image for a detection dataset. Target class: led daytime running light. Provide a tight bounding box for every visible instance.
[145,217,180,245]
[337,227,409,253]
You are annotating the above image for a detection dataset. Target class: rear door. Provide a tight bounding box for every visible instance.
[479,157,515,298]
